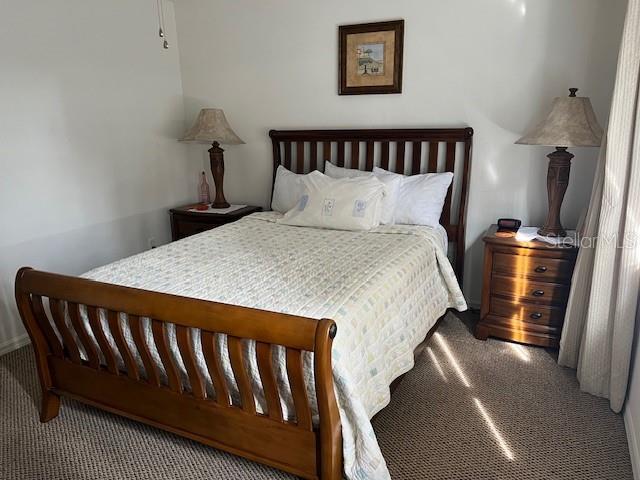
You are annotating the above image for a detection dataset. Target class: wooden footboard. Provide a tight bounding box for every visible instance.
[15,267,342,480]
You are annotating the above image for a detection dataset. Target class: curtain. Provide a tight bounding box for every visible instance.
[558,0,640,413]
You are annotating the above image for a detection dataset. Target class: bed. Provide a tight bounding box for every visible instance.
[15,127,473,480]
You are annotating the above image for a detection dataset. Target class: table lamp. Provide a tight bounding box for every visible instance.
[516,88,603,236]
[181,109,244,208]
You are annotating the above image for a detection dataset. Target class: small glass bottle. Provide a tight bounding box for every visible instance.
[198,171,211,205]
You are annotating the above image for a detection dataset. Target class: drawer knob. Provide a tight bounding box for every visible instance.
[534,265,548,273]
[530,312,543,320]
[532,290,545,297]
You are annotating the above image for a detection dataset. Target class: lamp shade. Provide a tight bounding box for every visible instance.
[515,89,603,148]
[180,108,244,145]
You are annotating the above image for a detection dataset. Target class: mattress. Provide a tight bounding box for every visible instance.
[82,211,467,480]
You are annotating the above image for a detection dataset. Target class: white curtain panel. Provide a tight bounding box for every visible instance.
[559,0,640,413]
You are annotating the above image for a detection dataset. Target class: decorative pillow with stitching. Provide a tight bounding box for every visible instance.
[324,162,401,225]
[278,171,386,231]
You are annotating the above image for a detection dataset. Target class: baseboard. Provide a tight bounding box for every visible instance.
[0,333,30,357]
[626,408,640,480]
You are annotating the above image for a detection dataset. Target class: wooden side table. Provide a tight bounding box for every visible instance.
[475,225,578,348]
[169,205,262,241]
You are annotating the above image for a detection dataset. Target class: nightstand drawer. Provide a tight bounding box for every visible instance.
[489,296,565,327]
[170,205,262,241]
[482,315,562,338]
[175,220,218,239]
[493,252,574,283]
[491,274,570,305]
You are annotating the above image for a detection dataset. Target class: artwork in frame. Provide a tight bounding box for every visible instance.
[339,20,404,95]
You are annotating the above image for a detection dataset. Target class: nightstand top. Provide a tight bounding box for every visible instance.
[483,224,578,251]
[170,204,261,219]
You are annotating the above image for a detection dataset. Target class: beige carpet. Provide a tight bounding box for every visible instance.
[0,313,633,480]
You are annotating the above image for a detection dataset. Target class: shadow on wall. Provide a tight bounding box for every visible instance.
[517,0,623,228]
[464,233,486,308]
[461,0,625,303]
[0,208,173,352]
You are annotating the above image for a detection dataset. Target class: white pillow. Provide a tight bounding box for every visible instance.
[324,162,370,179]
[373,166,453,227]
[271,165,307,213]
[324,162,401,225]
[278,171,386,231]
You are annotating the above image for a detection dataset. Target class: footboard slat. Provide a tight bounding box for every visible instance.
[15,268,343,480]
[228,336,256,414]
[151,320,182,393]
[49,299,82,364]
[201,331,230,406]
[31,294,63,358]
[256,342,283,422]
[176,326,205,399]
[287,348,313,431]
[129,315,160,387]
[108,310,139,380]
[68,302,100,369]
[87,306,118,375]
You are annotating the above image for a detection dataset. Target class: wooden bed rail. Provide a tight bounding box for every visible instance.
[15,267,342,480]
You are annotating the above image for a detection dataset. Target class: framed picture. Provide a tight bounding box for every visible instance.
[339,20,404,95]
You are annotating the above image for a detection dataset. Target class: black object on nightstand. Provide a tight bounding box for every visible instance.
[475,224,578,348]
[169,205,262,241]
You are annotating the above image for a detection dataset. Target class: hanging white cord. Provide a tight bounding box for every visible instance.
[156,0,164,37]
[157,0,169,49]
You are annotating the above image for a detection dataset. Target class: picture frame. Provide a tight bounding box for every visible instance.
[339,20,404,95]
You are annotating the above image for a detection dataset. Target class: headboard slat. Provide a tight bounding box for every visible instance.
[428,142,439,173]
[365,141,374,171]
[310,142,318,172]
[269,128,473,282]
[445,141,456,173]
[295,142,304,174]
[396,142,406,174]
[284,141,292,171]
[351,141,360,169]
[337,141,345,167]
[322,141,331,166]
[411,141,422,175]
[380,141,390,170]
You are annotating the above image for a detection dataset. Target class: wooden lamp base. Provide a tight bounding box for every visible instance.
[538,147,573,237]
[209,141,230,209]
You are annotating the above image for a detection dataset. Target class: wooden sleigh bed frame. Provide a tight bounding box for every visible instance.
[15,127,473,480]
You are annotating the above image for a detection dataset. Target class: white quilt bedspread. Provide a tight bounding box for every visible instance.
[82,212,466,480]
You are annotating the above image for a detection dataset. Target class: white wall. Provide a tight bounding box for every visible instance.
[175,0,626,304]
[0,0,199,353]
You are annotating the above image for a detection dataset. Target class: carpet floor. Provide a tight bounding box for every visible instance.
[1,313,633,480]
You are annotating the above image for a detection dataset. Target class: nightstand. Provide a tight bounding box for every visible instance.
[169,205,262,241]
[474,225,578,348]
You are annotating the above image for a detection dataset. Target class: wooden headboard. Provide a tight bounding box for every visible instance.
[269,128,473,282]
